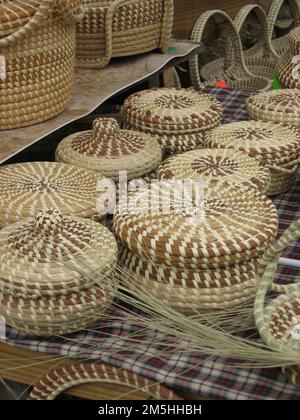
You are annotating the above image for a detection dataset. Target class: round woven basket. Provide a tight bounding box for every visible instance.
[200,5,278,84]
[0,161,109,225]
[254,219,300,385]
[247,89,300,127]
[28,363,182,400]
[204,121,300,196]
[157,148,271,193]
[189,10,272,93]
[56,118,162,181]
[76,0,174,69]
[123,88,223,155]
[0,209,118,336]
[276,27,300,89]
[0,0,82,130]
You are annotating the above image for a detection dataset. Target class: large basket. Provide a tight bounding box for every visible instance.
[0,0,82,130]
[189,10,272,93]
[28,363,182,400]
[254,219,300,385]
[76,0,174,69]
[276,27,300,89]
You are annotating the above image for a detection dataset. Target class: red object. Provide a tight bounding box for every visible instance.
[215,81,229,89]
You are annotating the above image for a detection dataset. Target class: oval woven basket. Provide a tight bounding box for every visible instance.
[254,219,300,385]
[200,5,278,84]
[56,118,162,181]
[28,363,182,400]
[0,161,108,225]
[157,148,271,193]
[0,0,81,130]
[247,89,300,127]
[276,27,300,89]
[189,10,272,93]
[204,121,300,196]
[76,0,174,69]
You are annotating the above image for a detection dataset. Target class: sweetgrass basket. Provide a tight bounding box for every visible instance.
[0,0,82,130]
[76,0,174,69]
[189,10,272,93]
[276,27,300,89]
[254,219,300,385]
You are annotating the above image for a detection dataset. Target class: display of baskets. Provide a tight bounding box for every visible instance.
[254,219,300,385]
[76,0,174,69]
[0,161,108,225]
[276,27,300,89]
[247,89,300,127]
[123,88,223,155]
[200,5,278,84]
[28,363,182,400]
[189,10,272,93]
[0,0,82,130]
[56,118,162,181]
[204,121,300,196]
[0,209,118,336]
[157,148,271,193]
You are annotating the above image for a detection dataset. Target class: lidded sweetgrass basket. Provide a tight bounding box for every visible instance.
[276,27,300,89]
[204,121,300,196]
[0,209,118,336]
[56,118,162,181]
[254,219,300,385]
[123,88,223,155]
[0,0,82,130]
[76,0,174,69]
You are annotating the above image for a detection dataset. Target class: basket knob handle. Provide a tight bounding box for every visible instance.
[92,118,120,142]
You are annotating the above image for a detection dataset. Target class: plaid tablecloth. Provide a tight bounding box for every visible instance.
[3,88,300,400]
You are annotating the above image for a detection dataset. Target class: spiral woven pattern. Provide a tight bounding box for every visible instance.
[157,149,270,193]
[56,118,162,181]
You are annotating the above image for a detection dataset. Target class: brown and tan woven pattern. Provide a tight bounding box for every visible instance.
[0,161,108,225]
[56,118,162,181]
[276,27,300,89]
[0,209,118,336]
[247,89,300,127]
[76,0,174,69]
[123,88,223,154]
[0,0,82,130]
[28,363,182,400]
[157,149,271,193]
[204,121,300,196]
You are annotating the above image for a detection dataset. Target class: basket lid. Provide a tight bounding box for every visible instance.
[114,183,278,269]
[56,118,162,181]
[0,161,108,223]
[123,88,223,134]
[157,148,271,193]
[204,121,300,166]
[0,209,118,297]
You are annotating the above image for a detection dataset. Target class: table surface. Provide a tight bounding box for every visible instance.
[0,41,200,165]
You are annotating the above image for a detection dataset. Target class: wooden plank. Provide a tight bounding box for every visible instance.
[173,0,273,39]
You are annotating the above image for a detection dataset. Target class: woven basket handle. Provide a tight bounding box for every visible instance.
[189,10,251,90]
[269,157,300,174]
[268,0,300,49]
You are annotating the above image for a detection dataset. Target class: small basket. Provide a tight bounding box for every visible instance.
[76,0,174,69]
[200,5,278,84]
[0,0,82,130]
[189,10,272,93]
[204,121,300,196]
[254,219,300,384]
[56,118,162,181]
[28,363,182,400]
[157,148,271,193]
[276,27,300,89]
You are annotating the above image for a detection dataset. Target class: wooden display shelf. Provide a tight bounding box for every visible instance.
[0,41,200,166]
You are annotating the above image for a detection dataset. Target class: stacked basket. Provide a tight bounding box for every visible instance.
[204,121,300,196]
[76,0,174,69]
[276,27,300,89]
[123,88,223,156]
[115,183,278,313]
[0,209,118,336]
[0,0,82,130]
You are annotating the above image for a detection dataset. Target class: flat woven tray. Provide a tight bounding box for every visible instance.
[56,118,162,181]
[157,148,271,193]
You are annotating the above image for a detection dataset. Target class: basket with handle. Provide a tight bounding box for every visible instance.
[254,219,300,384]
[76,0,174,69]
[276,27,300,89]
[0,0,82,130]
[200,5,278,84]
[189,10,272,93]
